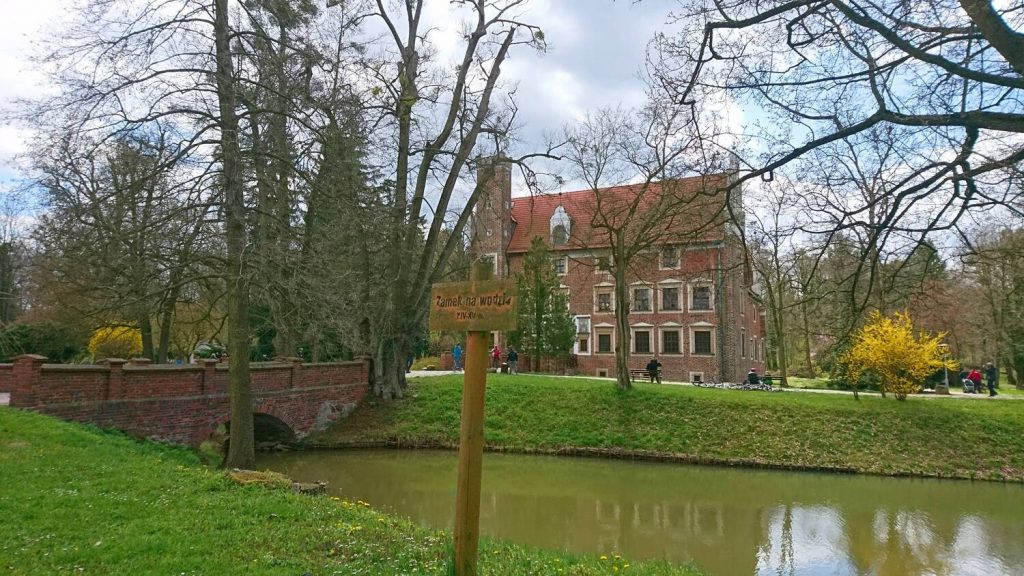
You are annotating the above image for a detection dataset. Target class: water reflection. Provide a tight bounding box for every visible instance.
[257,450,1024,576]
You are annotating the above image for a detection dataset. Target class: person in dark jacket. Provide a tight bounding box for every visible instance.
[646,357,662,384]
[747,369,760,386]
[506,347,519,375]
[984,363,998,396]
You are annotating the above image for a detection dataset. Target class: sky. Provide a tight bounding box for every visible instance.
[0,0,679,197]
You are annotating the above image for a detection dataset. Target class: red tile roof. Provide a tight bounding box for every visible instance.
[506,173,731,254]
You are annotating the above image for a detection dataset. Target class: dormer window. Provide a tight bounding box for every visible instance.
[552,225,568,246]
[550,205,571,246]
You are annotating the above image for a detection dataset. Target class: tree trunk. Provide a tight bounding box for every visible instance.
[799,296,813,375]
[215,0,254,470]
[139,314,154,360]
[613,255,631,390]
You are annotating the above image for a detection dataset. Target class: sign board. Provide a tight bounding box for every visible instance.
[429,279,518,332]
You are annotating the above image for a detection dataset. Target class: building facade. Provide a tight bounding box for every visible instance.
[470,161,765,383]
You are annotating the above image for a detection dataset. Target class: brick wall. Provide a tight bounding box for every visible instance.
[505,240,765,383]
[6,355,369,446]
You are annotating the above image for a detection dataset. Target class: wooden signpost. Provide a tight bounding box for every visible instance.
[429,260,516,576]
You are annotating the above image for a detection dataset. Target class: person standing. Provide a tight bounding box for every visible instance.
[967,368,983,394]
[646,357,662,384]
[452,343,463,371]
[491,345,501,370]
[506,347,519,374]
[985,362,998,397]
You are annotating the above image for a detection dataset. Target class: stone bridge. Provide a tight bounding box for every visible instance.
[0,355,369,447]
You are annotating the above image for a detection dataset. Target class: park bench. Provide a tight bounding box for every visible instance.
[629,368,662,382]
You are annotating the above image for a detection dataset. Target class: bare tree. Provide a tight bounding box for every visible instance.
[562,106,730,389]
[333,0,547,398]
[653,0,1024,294]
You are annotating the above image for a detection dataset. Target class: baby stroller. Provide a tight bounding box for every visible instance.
[962,377,975,394]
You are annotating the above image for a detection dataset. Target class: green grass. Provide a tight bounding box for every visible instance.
[311,374,1024,482]
[780,376,831,389]
[0,407,698,575]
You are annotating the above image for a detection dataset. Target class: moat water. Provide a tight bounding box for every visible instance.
[256,449,1024,576]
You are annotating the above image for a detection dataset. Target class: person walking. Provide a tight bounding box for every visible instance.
[452,343,463,372]
[646,357,662,384]
[985,362,998,396]
[491,345,501,370]
[506,347,519,375]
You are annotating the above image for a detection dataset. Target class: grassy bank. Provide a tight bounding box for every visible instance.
[0,408,697,575]
[311,374,1024,482]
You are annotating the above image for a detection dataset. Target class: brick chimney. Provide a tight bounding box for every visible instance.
[470,155,513,279]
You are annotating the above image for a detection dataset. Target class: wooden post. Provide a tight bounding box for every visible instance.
[453,260,493,576]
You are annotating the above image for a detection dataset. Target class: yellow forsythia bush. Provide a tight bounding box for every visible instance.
[88,326,143,361]
[842,311,952,400]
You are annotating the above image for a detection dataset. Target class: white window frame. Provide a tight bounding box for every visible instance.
[594,323,615,354]
[594,283,614,314]
[688,281,715,312]
[660,326,682,355]
[574,315,591,334]
[689,322,716,356]
[631,284,653,312]
[658,281,683,312]
[554,256,568,275]
[741,329,747,359]
[576,334,590,355]
[660,246,680,269]
[689,371,705,384]
[631,324,654,355]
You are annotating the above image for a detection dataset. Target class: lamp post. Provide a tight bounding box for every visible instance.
[937,343,950,395]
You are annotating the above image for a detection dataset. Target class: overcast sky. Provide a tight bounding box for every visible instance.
[0,0,677,197]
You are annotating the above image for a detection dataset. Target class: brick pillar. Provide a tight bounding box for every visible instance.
[289,358,302,389]
[10,354,47,408]
[102,358,128,400]
[200,359,218,394]
[356,355,373,387]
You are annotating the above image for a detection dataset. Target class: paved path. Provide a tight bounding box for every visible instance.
[407,371,1023,400]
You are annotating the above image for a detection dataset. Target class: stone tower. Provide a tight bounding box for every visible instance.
[469,156,513,279]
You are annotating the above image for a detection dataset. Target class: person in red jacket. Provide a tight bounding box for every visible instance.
[490,345,501,369]
[967,368,983,394]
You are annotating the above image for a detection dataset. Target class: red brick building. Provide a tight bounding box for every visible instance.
[470,159,765,383]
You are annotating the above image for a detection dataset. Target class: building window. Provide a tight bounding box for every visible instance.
[692,329,713,355]
[691,285,713,311]
[554,256,567,275]
[632,287,651,312]
[575,316,591,334]
[633,329,652,354]
[552,224,568,246]
[595,289,613,313]
[597,256,610,271]
[661,286,680,311]
[481,253,498,275]
[578,336,590,354]
[660,247,679,269]
[661,330,681,354]
[551,205,571,246]
[741,329,746,358]
[597,369,609,378]
[596,331,613,354]
[689,372,705,384]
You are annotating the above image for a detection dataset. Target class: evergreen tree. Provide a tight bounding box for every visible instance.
[509,238,575,372]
